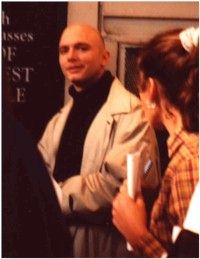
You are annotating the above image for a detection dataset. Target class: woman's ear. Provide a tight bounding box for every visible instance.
[147,77,159,103]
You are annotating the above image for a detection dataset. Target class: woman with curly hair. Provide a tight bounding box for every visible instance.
[112,27,199,258]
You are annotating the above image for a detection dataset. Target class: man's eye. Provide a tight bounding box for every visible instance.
[77,45,89,51]
[59,47,68,54]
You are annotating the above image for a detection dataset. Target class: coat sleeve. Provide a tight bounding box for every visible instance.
[38,103,72,176]
[59,103,161,216]
[38,112,60,175]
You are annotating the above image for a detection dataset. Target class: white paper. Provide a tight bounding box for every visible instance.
[172,225,182,243]
[183,182,200,234]
[126,152,141,251]
[126,143,149,251]
[127,152,140,199]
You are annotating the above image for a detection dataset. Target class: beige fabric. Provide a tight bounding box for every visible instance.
[38,78,160,212]
[38,77,161,257]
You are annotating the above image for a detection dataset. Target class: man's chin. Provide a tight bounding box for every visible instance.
[70,78,84,85]
[67,74,100,88]
[66,74,82,82]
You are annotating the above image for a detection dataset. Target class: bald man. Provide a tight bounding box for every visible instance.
[38,24,161,257]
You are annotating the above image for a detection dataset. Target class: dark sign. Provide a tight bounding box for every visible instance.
[2,2,67,140]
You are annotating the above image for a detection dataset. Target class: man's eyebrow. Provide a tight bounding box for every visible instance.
[74,42,91,48]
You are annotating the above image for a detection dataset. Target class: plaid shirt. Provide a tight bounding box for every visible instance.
[137,129,199,257]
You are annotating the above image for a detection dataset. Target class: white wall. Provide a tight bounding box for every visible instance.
[67,2,99,28]
[64,2,198,100]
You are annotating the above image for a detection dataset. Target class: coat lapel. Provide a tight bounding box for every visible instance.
[80,78,132,175]
[53,99,73,155]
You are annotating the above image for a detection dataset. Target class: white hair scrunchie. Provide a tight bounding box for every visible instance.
[179,27,199,52]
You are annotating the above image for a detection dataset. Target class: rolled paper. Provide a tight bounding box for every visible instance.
[126,152,140,251]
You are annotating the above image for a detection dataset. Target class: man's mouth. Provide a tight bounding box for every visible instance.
[66,65,83,73]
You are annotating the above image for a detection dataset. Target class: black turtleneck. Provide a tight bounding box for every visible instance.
[54,71,114,182]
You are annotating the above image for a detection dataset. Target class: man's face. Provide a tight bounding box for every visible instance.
[59,25,109,89]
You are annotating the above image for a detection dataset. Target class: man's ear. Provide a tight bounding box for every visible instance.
[102,49,110,66]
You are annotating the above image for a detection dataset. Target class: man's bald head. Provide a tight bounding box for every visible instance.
[58,23,110,91]
[60,23,105,51]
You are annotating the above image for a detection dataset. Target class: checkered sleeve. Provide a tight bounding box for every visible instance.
[137,231,167,258]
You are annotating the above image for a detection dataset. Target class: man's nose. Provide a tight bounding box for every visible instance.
[67,48,77,60]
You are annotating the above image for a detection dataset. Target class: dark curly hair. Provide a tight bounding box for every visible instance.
[137,28,199,133]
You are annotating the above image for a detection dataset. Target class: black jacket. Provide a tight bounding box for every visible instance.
[2,110,72,257]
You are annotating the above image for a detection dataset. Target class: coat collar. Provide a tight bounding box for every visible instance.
[106,77,132,116]
[65,77,133,116]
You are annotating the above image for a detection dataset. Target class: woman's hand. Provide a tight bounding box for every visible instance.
[112,188,148,248]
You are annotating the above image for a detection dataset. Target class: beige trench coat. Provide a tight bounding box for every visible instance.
[38,77,161,257]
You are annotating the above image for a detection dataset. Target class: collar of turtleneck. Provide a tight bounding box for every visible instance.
[53,70,114,181]
[68,70,114,104]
